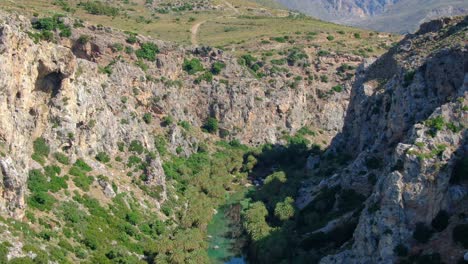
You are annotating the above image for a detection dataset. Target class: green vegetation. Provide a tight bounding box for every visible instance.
[95,152,110,163]
[211,61,226,75]
[195,71,213,84]
[53,152,70,165]
[31,15,72,42]
[425,116,445,137]
[202,117,219,133]
[32,137,50,165]
[27,167,67,211]
[78,1,119,17]
[129,140,144,154]
[183,58,204,74]
[143,113,152,124]
[135,42,159,61]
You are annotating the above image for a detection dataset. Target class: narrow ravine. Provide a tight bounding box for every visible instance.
[207,189,250,264]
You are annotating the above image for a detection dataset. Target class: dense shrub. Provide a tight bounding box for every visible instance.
[332,85,343,93]
[195,71,213,84]
[54,152,69,165]
[129,140,144,154]
[143,113,152,124]
[33,137,50,157]
[28,192,56,211]
[32,15,72,41]
[74,159,92,172]
[79,1,119,16]
[183,58,204,74]
[425,116,445,137]
[431,210,450,232]
[95,152,110,163]
[413,222,433,243]
[202,117,219,133]
[274,197,295,221]
[135,42,159,61]
[211,61,226,75]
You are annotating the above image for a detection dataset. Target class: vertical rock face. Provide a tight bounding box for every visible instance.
[299,17,467,264]
[0,11,355,218]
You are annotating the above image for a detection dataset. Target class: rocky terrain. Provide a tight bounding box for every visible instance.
[301,16,468,264]
[0,6,372,263]
[277,0,468,33]
[0,2,466,264]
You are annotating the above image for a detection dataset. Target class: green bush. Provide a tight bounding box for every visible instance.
[54,152,69,165]
[327,35,335,41]
[33,137,50,157]
[274,197,295,221]
[77,34,91,44]
[332,85,343,93]
[202,117,218,133]
[73,174,94,191]
[143,113,152,124]
[28,192,56,211]
[183,58,204,74]
[413,222,433,243]
[135,42,159,61]
[431,210,450,232]
[74,159,92,172]
[95,152,110,163]
[126,33,138,44]
[211,61,226,75]
[425,116,445,137]
[453,224,468,248]
[195,71,213,84]
[78,1,119,16]
[129,140,144,154]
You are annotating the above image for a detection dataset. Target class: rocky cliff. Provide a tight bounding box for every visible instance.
[300,16,467,263]
[0,10,354,219]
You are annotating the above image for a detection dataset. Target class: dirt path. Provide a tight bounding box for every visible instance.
[190,1,239,45]
[191,20,207,46]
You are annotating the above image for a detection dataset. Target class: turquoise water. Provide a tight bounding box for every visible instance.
[207,191,248,264]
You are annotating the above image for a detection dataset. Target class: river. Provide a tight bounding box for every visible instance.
[207,190,249,264]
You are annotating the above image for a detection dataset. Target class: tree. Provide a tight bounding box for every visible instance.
[202,117,218,133]
[243,202,271,241]
[274,197,295,221]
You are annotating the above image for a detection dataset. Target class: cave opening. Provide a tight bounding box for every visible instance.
[35,71,65,97]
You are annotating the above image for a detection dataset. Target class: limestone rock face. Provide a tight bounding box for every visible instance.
[0,11,355,218]
[298,17,468,264]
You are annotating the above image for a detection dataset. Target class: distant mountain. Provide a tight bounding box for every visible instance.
[276,0,468,32]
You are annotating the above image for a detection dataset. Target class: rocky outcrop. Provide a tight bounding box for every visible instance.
[299,16,467,264]
[0,11,356,218]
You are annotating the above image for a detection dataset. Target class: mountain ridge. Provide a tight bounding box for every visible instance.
[276,0,468,33]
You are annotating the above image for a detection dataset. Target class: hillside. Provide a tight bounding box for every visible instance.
[276,0,468,33]
[0,1,466,264]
